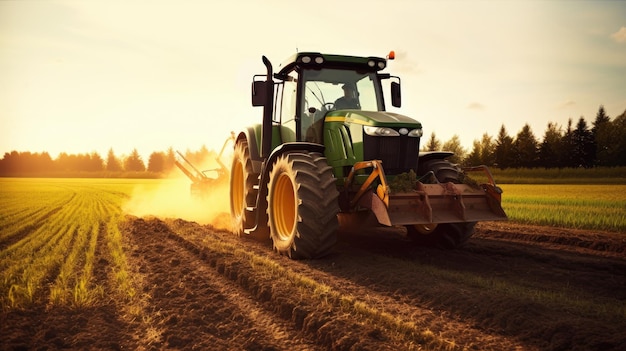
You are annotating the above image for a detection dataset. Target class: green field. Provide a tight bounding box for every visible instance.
[1,177,624,309]
[489,167,626,184]
[501,184,626,232]
[0,178,140,308]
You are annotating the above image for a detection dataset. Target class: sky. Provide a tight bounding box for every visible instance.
[1,0,625,161]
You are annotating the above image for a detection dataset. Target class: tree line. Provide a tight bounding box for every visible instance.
[0,146,219,177]
[423,105,626,169]
[1,105,625,177]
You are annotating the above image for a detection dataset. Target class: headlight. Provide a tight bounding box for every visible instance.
[408,128,423,137]
[364,126,400,136]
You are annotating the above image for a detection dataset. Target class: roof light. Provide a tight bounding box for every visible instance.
[301,56,311,63]
[377,61,386,69]
[367,60,376,67]
[387,50,395,60]
[315,56,324,64]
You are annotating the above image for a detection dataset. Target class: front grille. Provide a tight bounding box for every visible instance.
[363,133,420,175]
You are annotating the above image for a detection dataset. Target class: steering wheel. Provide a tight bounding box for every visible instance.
[322,102,335,111]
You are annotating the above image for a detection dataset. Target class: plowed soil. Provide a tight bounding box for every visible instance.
[2,218,625,350]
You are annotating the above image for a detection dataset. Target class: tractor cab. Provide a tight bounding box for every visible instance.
[253,52,401,146]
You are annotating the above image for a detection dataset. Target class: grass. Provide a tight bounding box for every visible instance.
[500,184,626,232]
[490,167,626,184]
[0,178,138,309]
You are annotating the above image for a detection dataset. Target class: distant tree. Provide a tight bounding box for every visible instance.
[441,135,466,164]
[53,152,97,172]
[164,147,176,172]
[421,132,441,151]
[0,151,54,174]
[592,105,610,135]
[479,133,495,166]
[38,152,55,173]
[603,109,626,166]
[464,133,494,166]
[592,105,612,166]
[494,125,515,169]
[571,117,595,168]
[538,122,563,168]
[560,119,576,167]
[124,149,146,172]
[106,148,123,172]
[56,152,79,171]
[0,151,19,174]
[88,152,105,172]
[465,139,482,166]
[147,152,165,173]
[513,124,539,168]
[186,145,211,165]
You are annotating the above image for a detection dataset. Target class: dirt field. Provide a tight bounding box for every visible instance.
[2,218,625,350]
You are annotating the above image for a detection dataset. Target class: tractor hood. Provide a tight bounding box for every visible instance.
[325,110,422,129]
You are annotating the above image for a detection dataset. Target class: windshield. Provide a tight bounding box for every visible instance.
[301,68,382,113]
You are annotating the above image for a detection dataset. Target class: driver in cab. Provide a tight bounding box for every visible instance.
[334,84,360,109]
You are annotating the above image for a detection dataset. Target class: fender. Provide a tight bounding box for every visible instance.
[418,151,454,163]
[235,127,262,174]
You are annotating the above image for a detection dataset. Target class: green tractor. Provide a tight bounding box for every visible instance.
[230,51,506,259]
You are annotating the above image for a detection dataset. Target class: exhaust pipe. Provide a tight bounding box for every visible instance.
[261,56,274,159]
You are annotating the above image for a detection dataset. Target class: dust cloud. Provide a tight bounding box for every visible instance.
[123,152,233,231]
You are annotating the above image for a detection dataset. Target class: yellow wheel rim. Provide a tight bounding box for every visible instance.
[231,160,244,217]
[273,173,296,240]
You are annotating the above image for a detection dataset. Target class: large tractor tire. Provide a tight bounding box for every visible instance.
[266,152,339,259]
[230,140,264,238]
[406,159,476,249]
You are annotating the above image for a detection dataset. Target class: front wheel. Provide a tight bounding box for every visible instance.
[267,152,339,259]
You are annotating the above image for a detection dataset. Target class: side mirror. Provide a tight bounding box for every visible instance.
[252,80,267,107]
[391,81,401,107]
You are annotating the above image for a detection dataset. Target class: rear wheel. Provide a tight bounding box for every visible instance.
[406,158,476,248]
[267,152,339,259]
[230,140,262,237]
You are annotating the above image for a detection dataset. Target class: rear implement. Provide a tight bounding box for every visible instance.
[174,133,234,198]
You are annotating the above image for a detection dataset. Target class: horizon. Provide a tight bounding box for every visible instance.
[1,103,623,164]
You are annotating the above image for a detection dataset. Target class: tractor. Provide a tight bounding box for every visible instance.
[229,51,507,259]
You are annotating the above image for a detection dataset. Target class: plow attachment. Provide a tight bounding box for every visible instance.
[360,182,507,226]
[174,133,234,198]
[344,161,507,227]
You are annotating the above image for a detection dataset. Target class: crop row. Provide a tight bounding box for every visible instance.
[1,179,623,310]
[500,184,626,232]
[0,179,133,309]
